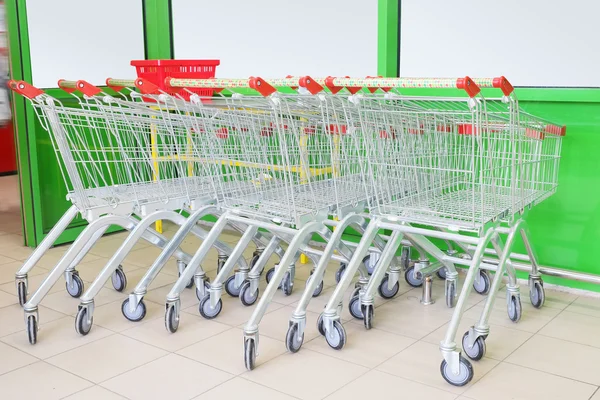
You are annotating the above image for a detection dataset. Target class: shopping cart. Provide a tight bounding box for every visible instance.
[307,76,565,386]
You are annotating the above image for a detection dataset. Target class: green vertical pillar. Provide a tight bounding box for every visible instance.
[143,0,174,59]
[377,0,400,77]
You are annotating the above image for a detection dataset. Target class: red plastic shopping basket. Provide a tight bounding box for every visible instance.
[131,59,220,100]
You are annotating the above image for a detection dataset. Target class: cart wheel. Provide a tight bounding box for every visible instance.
[111,265,127,292]
[362,304,374,330]
[17,281,27,307]
[26,314,38,345]
[225,275,241,297]
[325,320,346,350]
[401,247,410,270]
[195,279,211,301]
[362,254,378,275]
[239,280,259,306]
[317,313,325,336]
[286,323,304,353]
[121,298,147,322]
[244,338,257,371]
[199,295,222,319]
[75,306,93,336]
[165,303,179,333]
[473,270,491,295]
[65,272,84,298]
[335,263,346,284]
[404,266,423,288]
[437,267,447,280]
[178,271,194,289]
[265,267,275,284]
[282,272,293,296]
[530,280,545,309]
[307,271,323,298]
[378,274,400,299]
[462,331,486,361]
[440,356,474,387]
[507,294,522,322]
[348,293,363,320]
[249,254,260,269]
[446,280,457,308]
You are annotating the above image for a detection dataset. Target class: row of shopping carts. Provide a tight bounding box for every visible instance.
[9,72,565,387]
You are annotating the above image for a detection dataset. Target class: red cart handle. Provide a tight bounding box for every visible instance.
[8,80,44,99]
[58,80,102,97]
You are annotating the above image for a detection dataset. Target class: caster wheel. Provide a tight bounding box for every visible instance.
[348,293,363,320]
[249,254,260,269]
[335,263,346,284]
[437,268,447,280]
[65,272,84,298]
[530,280,545,309]
[17,281,27,306]
[285,323,304,353]
[244,338,257,370]
[378,274,400,299]
[199,295,223,319]
[195,279,211,301]
[325,320,346,350]
[282,272,293,296]
[239,280,259,306]
[362,254,378,275]
[462,331,486,361]
[121,298,147,322]
[508,295,522,322]
[473,270,491,295]
[26,315,38,345]
[440,356,474,387]
[75,306,93,336]
[178,271,194,289]
[165,304,179,333]
[265,267,275,284]
[317,313,325,336]
[446,280,457,308]
[225,275,242,297]
[111,266,127,292]
[362,304,374,330]
[307,272,323,298]
[404,266,423,288]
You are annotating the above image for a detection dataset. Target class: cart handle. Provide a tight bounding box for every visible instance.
[106,78,136,92]
[58,80,102,97]
[471,77,514,96]
[8,80,45,99]
[165,77,276,97]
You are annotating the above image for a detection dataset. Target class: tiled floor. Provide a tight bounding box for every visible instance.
[1,178,600,399]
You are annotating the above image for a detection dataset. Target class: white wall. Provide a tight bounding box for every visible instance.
[26,0,144,88]
[172,0,378,78]
[400,0,600,87]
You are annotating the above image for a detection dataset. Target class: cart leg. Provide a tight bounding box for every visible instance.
[519,221,545,309]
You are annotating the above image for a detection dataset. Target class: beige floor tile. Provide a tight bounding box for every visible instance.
[325,369,457,400]
[87,237,133,257]
[0,289,17,307]
[0,361,92,399]
[507,334,600,385]
[109,267,177,290]
[34,247,102,270]
[124,246,190,274]
[590,389,600,400]
[91,299,163,332]
[245,305,321,343]
[1,245,33,261]
[422,315,533,361]
[496,285,578,310]
[39,290,88,316]
[0,304,65,338]
[0,234,25,250]
[146,283,200,310]
[0,260,46,285]
[464,362,597,400]
[101,354,232,400]
[74,257,141,285]
[0,253,16,265]
[377,341,499,395]
[62,385,127,400]
[194,377,296,400]
[565,295,600,318]
[178,327,286,375]
[539,311,600,348]
[1,316,112,359]
[122,312,229,352]
[0,271,70,297]
[46,334,167,383]
[305,323,415,368]
[241,349,368,400]
[0,341,37,375]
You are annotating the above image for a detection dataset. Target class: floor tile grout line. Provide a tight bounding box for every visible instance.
[502,359,600,387]
[317,367,372,400]
[374,368,461,396]
[238,375,304,400]
[534,331,600,350]
[588,386,600,400]
[58,384,133,400]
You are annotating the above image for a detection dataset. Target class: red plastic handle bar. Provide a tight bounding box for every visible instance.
[58,80,102,97]
[8,80,44,99]
[134,78,161,95]
[472,77,514,96]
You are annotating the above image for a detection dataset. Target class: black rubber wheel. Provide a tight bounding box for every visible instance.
[225,275,241,297]
[199,295,223,319]
[195,279,211,301]
[27,315,37,345]
[249,254,260,269]
[508,295,522,322]
[348,294,363,319]
[65,272,84,298]
[378,274,400,299]
[121,298,147,322]
[317,313,325,336]
[75,306,93,336]
[285,323,304,353]
[165,304,179,333]
[265,267,275,284]
[437,268,448,280]
[308,271,323,298]
[362,304,374,330]
[282,272,293,296]
[362,254,378,275]
[239,280,259,306]
[530,280,545,309]
[462,331,486,361]
[244,338,256,370]
[111,266,127,292]
[325,320,346,350]
[404,266,423,288]
[17,281,27,307]
[473,270,491,295]
[440,356,474,387]
[335,263,347,284]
